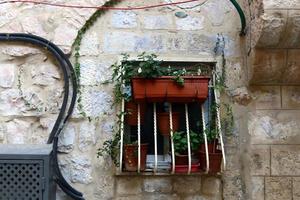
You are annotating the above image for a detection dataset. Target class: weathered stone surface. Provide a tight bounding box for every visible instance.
[53,23,78,53]
[175,16,204,30]
[201,0,231,27]
[70,155,93,184]
[249,49,287,84]
[103,32,166,53]
[0,44,39,57]
[31,63,61,86]
[143,194,180,200]
[294,177,300,200]
[201,177,222,196]
[21,16,47,38]
[111,11,137,29]
[251,176,264,200]
[265,177,292,200]
[256,11,287,47]
[0,89,24,116]
[79,121,96,151]
[250,145,270,175]
[79,87,114,117]
[142,15,173,30]
[282,86,300,109]
[250,86,281,109]
[282,10,300,48]
[116,177,142,195]
[143,178,172,193]
[58,123,76,153]
[264,0,300,9]
[5,119,31,144]
[229,87,252,106]
[79,31,101,56]
[183,195,219,200]
[284,49,300,84]
[0,63,15,88]
[249,111,300,144]
[271,145,300,175]
[173,177,201,194]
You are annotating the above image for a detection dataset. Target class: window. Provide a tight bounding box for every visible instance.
[117,60,226,175]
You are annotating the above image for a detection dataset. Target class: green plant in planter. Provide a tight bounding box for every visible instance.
[173,130,201,155]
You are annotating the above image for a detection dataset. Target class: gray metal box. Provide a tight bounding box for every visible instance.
[0,144,56,200]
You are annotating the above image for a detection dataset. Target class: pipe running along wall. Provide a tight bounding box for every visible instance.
[0,33,84,200]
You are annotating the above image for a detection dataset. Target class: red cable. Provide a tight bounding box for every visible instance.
[0,0,201,10]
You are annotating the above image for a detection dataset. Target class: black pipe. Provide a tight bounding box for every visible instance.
[0,33,84,200]
[229,0,247,35]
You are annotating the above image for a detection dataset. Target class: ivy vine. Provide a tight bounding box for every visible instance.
[72,0,122,117]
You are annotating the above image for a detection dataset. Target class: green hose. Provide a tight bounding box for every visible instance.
[229,0,247,36]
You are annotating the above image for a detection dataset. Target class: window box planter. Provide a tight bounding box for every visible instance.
[174,154,200,173]
[131,76,210,102]
[124,143,148,172]
[199,140,222,173]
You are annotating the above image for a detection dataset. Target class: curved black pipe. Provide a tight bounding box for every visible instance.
[0,33,84,200]
[229,0,247,35]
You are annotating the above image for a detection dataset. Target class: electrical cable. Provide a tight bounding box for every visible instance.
[0,33,83,200]
[0,0,201,10]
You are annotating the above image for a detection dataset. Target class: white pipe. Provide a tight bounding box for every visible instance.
[137,103,141,173]
[169,103,175,174]
[153,103,158,173]
[185,104,191,174]
[119,99,125,172]
[201,104,209,173]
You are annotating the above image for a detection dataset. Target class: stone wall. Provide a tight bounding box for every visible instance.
[0,0,275,199]
[248,0,300,199]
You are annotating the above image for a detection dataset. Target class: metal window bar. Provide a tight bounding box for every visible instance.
[153,103,158,173]
[185,104,192,174]
[137,103,141,173]
[201,104,210,173]
[169,103,176,174]
[119,99,125,172]
[213,74,226,170]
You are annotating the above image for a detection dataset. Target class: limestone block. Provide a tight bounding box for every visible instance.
[282,86,300,109]
[265,177,292,200]
[201,177,222,196]
[0,89,24,116]
[251,177,264,200]
[111,11,137,29]
[175,16,204,31]
[222,174,245,200]
[53,23,78,54]
[249,111,300,144]
[58,124,76,153]
[5,119,31,144]
[21,16,47,38]
[173,177,201,194]
[249,49,287,84]
[142,15,173,30]
[31,63,61,86]
[271,145,300,176]
[80,87,113,118]
[79,31,101,56]
[70,155,93,184]
[143,194,180,200]
[186,34,215,54]
[282,10,300,48]
[79,58,113,86]
[256,10,287,48]
[201,0,231,27]
[0,63,15,88]
[0,44,39,57]
[264,0,300,9]
[250,145,270,175]
[294,177,300,200]
[285,49,300,84]
[0,4,18,28]
[46,88,63,114]
[115,196,143,200]
[103,31,166,53]
[250,86,281,109]
[143,178,172,193]
[116,177,142,195]
[94,175,115,200]
[78,121,96,151]
[183,195,219,200]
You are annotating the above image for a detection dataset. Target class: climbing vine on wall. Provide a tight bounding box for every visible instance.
[72,0,122,117]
